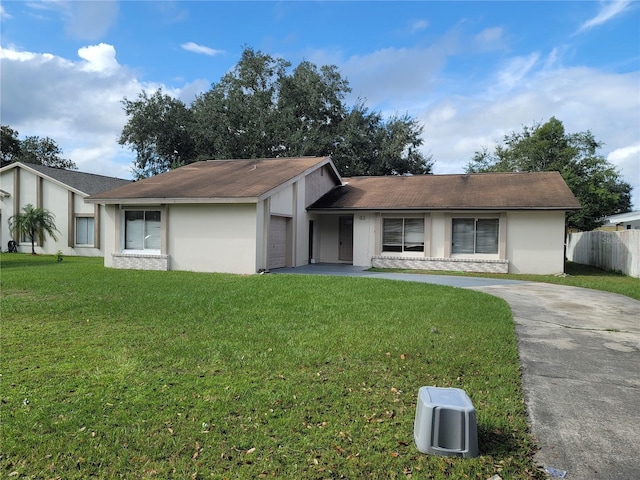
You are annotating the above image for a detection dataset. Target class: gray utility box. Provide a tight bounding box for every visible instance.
[414,386,478,458]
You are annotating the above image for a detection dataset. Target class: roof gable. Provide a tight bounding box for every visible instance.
[87,157,339,203]
[309,172,580,210]
[0,162,131,196]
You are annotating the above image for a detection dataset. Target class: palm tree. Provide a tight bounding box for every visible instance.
[8,204,60,255]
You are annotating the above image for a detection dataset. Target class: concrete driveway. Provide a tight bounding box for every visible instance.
[275,265,640,479]
[472,282,640,479]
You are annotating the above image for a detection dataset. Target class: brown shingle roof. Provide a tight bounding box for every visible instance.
[309,172,580,210]
[87,157,333,203]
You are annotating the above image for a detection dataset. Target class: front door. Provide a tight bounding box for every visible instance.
[339,216,353,262]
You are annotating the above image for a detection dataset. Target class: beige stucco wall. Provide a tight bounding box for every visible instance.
[353,212,375,267]
[270,185,294,216]
[102,205,118,267]
[104,203,257,273]
[293,180,307,267]
[168,203,258,274]
[255,199,268,271]
[430,213,447,258]
[19,169,39,206]
[506,210,566,274]
[326,209,567,274]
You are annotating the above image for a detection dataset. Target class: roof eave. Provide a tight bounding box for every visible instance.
[1,161,90,197]
[307,206,581,212]
[85,196,260,205]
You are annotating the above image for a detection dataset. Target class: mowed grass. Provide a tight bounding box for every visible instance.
[372,262,640,301]
[1,255,544,479]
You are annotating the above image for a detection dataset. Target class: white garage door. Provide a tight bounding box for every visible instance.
[268,216,287,270]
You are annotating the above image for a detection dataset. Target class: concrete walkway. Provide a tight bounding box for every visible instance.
[274,264,640,479]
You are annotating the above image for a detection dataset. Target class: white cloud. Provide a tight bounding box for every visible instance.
[408,19,429,33]
[26,0,119,40]
[414,66,640,208]
[0,44,177,179]
[0,47,54,63]
[608,143,640,163]
[1,5,12,19]
[576,0,631,33]
[494,53,540,91]
[340,41,456,108]
[608,144,640,199]
[178,78,211,104]
[64,0,119,40]
[473,27,505,52]
[181,42,224,56]
[78,43,119,73]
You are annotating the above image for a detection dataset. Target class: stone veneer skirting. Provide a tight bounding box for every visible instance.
[111,253,170,271]
[371,256,509,274]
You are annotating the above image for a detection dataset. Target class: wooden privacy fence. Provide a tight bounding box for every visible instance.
[567,230,640,278]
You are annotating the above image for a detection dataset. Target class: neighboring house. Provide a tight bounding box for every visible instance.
[0,162,131,255]
[87,156,580,275]
[600,211,640,231]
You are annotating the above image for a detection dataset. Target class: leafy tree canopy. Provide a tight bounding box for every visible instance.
[1,125,77,170]
[120,47,432,179]
[465,117,632,231]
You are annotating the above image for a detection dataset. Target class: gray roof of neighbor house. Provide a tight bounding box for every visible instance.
[87,157,338,204]
[603,210,640,223]
[309,172,581,210]
[2,162,131,196]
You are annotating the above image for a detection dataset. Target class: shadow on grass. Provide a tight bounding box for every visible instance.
[0,253,63,269]
[565,261,627,277]
[478,424,529,457]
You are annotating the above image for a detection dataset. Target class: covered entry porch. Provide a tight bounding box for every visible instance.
[308,213,355,265]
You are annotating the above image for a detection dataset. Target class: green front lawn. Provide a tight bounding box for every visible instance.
[1,254,544,479]
[371,262,640,301]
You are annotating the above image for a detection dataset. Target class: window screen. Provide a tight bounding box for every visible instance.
[452,218,498,254]
[76,217,95,245]
[383,218,424,252]
[125,211,160,251]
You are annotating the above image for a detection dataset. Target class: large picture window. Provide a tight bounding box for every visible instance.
[452,218,498,254]
[383,218,424,252]
[125,210,161,251]
[76,217,95,246]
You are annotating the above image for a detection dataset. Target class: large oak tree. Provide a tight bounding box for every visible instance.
[120,47,432,179]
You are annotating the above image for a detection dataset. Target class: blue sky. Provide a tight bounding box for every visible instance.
[1,1,639,208]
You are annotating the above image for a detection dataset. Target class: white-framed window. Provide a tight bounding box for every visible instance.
[452,218,499,254]
[75,217,95,246]
[383,218,424,252]
[124,210,161,251]
[20,231,34,244]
